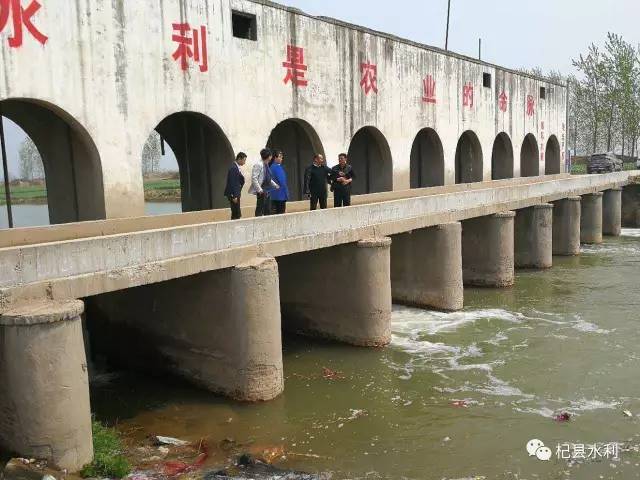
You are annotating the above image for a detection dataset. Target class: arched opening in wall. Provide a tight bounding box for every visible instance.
[520,133,540,177]
[455,130,483,184]
[0,99,105,229]
[410,128,444,188]
[267,118,325,201]
[491,132,514,180]
[347,126,393,195]
[146,112,235,214]
[545,135,561,174]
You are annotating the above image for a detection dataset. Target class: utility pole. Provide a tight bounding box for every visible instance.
[0,109,13,229]
[478,38,482,60]
[445,0,451,50]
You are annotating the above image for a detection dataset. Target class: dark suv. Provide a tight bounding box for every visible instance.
[587,152,623,174]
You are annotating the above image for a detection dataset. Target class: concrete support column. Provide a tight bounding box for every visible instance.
[279,238,392,346]
[552,197,581,256]
[0,300,92,472]
[87,257,284,402]
[462,212,515,287]
[622,184,640,227]
[514,204,553,269]
[390,223,463,311]
[602,188,622,236]
[581,192,603,244]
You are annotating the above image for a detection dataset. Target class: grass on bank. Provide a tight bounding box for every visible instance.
[0,178,182,205]
[80,421,131,479]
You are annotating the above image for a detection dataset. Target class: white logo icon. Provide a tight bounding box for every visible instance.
[526,439,552,461]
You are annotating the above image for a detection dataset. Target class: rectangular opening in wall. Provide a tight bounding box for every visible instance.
[232,10,257,41]
[540,86,546,99]
[483,72,492,88]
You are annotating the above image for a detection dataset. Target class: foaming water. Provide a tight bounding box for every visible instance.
[88,233,640,480]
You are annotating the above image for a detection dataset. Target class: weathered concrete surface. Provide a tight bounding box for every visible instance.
[581,192,603,244]
[622,184,640,228]
[87,258,283,401]
[0,175,572,249]
[0,0,568,218]
[514,204,553,269]
[462,212,515,287]
[0,173,635,309]
[0,300,92,471]
[602,188,622,236]
[390,223,463,311]
[552,197,581,256]
[278,238,392,346]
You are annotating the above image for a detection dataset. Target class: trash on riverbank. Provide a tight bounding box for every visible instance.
[154,436,190,447]
[623,410,633,417]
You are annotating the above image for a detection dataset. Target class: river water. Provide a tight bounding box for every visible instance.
[3,204,640,478]
[84,230,640,479]
[0,203,181,229]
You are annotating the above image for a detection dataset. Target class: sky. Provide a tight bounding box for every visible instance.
[2,0,639,179]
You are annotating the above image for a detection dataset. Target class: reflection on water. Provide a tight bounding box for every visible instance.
[86,230,640,479]
[0,203,182,229]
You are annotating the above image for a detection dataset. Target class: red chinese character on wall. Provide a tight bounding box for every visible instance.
[498,91,508,112]
[0,0,48,48]
[172,23,208,72]
[526,95,535,116]
[282,45,308,87]
[462,82,474,108]
[422,75,436,104]
[360,63,378,95]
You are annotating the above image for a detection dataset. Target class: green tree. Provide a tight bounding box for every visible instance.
[141,132,162,176]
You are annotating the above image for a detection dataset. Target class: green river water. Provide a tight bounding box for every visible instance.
[85,228,640,479]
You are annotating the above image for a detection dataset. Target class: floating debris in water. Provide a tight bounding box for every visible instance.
[322,367,345,380]
[554,412,571,422]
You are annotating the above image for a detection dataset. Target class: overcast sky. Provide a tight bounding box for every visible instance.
[2,0,639,179]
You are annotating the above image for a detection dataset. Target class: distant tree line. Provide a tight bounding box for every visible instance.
[528,33,640,159]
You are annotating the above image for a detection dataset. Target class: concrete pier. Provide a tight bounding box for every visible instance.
[622,184,640,228]
[0,300,92,472]
[514,204,553,269]
[279,238,392,346]
[87,258,284,402]
[462,212,515,287]
[581,192,603,244]
[390,223,463,311]
[602,188,622,236]
[552,196,581,255]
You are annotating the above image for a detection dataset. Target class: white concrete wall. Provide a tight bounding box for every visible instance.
[0,0,567,219]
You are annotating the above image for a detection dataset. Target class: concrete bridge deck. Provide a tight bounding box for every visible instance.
[0,172,636,309]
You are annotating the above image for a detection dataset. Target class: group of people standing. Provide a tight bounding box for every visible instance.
[224,148,356,220]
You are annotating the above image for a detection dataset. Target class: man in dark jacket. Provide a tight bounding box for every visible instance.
[303,154,332,210]
[224,152,247,219]
[331,153,356,207]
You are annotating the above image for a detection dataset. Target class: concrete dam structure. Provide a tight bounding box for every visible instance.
[2,0,638,474]
[1,0,567,223]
